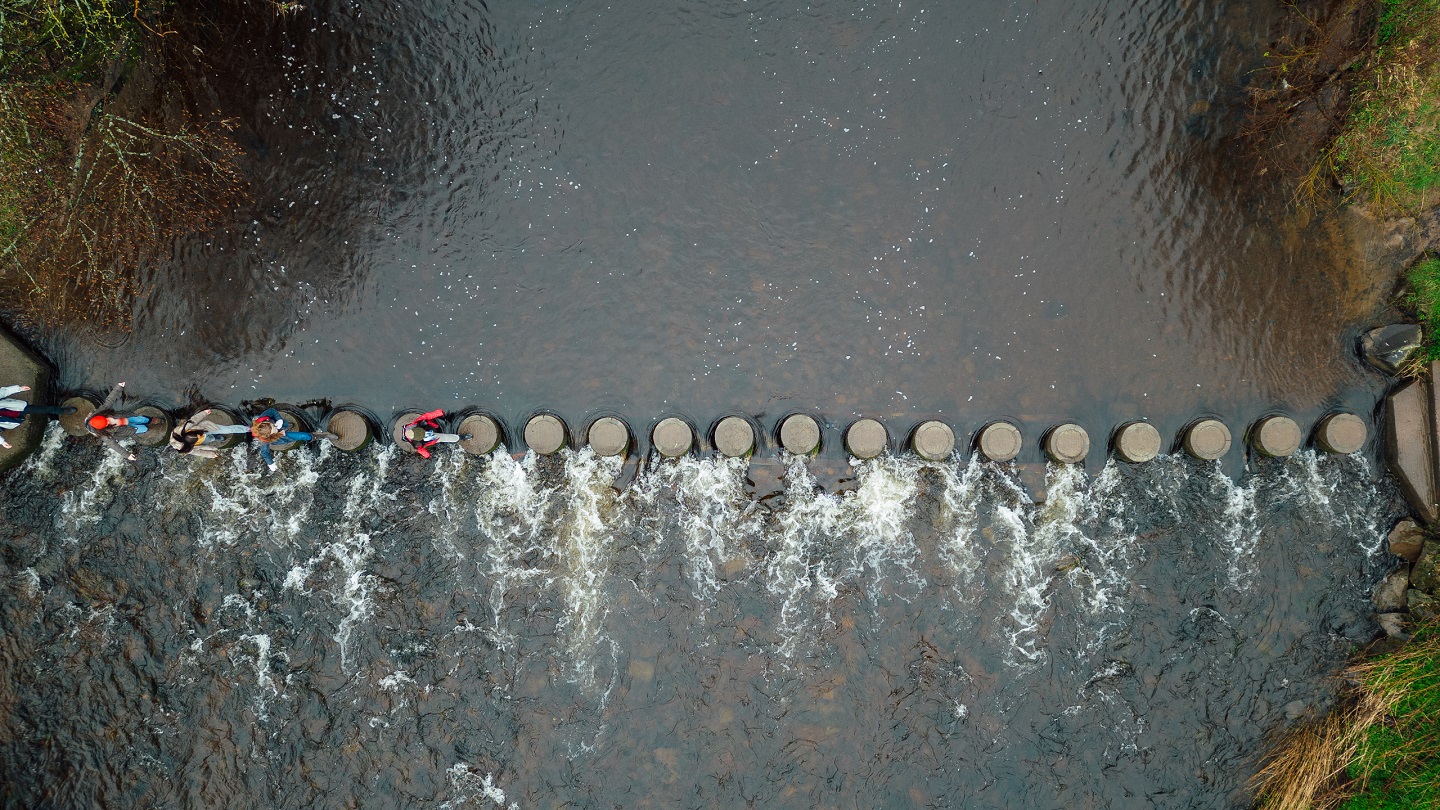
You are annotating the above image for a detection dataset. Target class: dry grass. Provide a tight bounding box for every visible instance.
[1252,623,1440,809]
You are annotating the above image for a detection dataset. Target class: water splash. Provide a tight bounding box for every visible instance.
[551,448,623,688]
[766,454,844,659]
[627,455,760,607]
[57,449,128,543]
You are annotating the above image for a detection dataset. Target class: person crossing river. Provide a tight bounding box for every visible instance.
[170,409,251,458]
[0,385,76,449]
[86,381,150,461]
[402,409,469,458]
[250,408,337,472]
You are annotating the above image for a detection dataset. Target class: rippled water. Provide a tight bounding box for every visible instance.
[0,427,1404,807]
[31,0,1391,446]
[0,0,1414,806]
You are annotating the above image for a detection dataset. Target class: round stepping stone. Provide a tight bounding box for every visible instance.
[846,418,888,459]
[912,420,955,461]
[324,409,373,452]
[977,421,1023,462]
[60,396,97,437]
[132,406,171,447]
[459,414,502,455]
[779,414,821,456]
[1316,412,1367,455]
[587,417,630,457]
[1113,421,1162,463]
[196,406,245,450]
[653,417,693,458]
[713,416,755,458]
[391,411,427,453]
[1045,423,1090,464]
[1183,419,1231,460]
[1251,415,1302,458]
[525,414,567,455]
[275,407,312,432]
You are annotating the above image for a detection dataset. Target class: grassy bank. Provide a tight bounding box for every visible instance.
[1330,0,1440,211]
[1253,623,1440,809]
[1405,257,1440,367]
[0,1,250,329]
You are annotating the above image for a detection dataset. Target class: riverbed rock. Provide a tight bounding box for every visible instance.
[1410,540,1440,594]
[1408,588,1440,622]
[1385,380,1439,523]
[1374,569,1410,612]
[1362,323,1423,375]
[1389,519,1426,562]
[0,324,52,471]
[1375,612,1409,639]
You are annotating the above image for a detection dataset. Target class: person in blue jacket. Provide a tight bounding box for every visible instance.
[249,408,336,472]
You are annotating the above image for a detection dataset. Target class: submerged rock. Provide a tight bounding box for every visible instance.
[1389,519,1426,562]
[1407,588,1440,623]
[1362,323,1423,375]
[1374,569,1410,612]
[1411,541,1440,594]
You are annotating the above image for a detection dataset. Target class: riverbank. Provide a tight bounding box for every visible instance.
[0,1,261,330]
[1249,1,1440,806]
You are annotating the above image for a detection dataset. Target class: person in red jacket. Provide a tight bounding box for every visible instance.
[403,410,469,458]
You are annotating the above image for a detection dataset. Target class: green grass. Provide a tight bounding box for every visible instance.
[1405,257,1440,367]
[1339,623,1440,809]
[1332,0,1440,212]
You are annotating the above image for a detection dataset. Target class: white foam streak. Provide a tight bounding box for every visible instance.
[552,448,622,688]
[766,455,844,659]
[57,449,128,542]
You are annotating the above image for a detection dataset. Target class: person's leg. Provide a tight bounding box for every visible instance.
[128,415,149,424]
[430,433,461,444]
[286,431,314,443]
[210,424,251,435]
[21,404,72,416]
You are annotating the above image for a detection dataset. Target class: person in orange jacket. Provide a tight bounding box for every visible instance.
[402,409,468,458]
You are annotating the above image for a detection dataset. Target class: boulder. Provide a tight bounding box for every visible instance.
[1408,588,1440,623]
[1362,323,1423,375]
[1374,569,1411,612]
[1389,519,1426,562]
[1411,541,1440,594]
[1375,612,1409,639]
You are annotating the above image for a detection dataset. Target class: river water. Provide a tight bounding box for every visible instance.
[0,0,1413,807]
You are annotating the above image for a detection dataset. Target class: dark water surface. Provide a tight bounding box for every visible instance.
[0,437,1407,807]
[34,0,1391,446]
[0,1,1415,808]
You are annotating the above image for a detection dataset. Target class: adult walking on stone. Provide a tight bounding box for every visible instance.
[0,385,75,449]
[86,381,150,461]
[170,409,250,458]
[250,407,337,472]
[402,409,466,458]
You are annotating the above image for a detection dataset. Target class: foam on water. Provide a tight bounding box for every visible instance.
[845,455,923,601]
[473,447,558,653]
[194,445,324,549]
[1000,463,1087,667]
[1074,460,1142,622]
[57,448,128,543]
[766,454,845,659]
[935,455,988,593]
[442,764,519,810]
[18,421,66,479]
[427,449,471,558]
[625,455,760,608]
[551,448,623,688]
